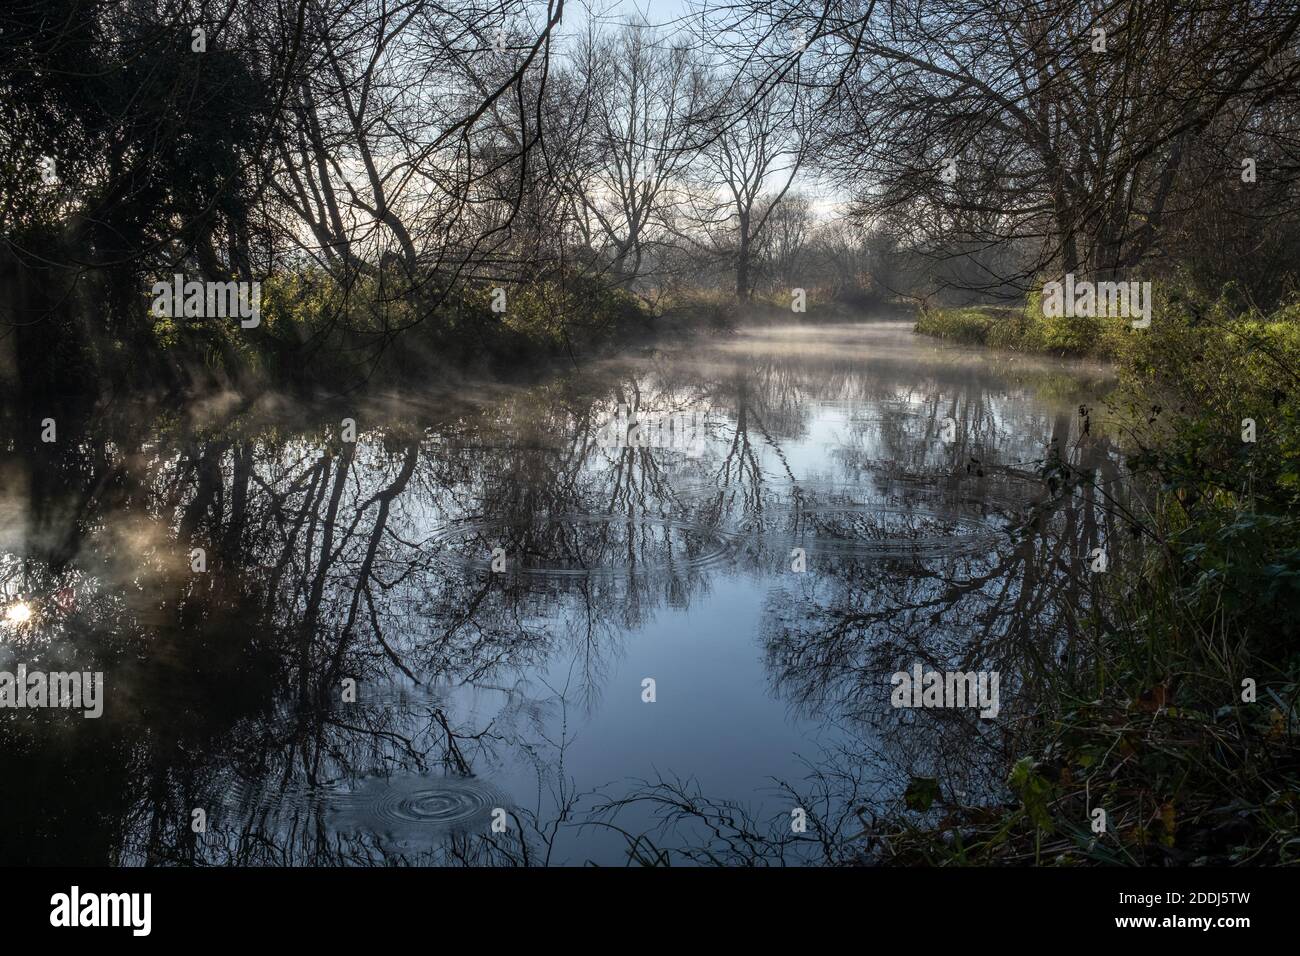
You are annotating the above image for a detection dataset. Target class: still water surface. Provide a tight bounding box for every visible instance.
[0,320,1121,865]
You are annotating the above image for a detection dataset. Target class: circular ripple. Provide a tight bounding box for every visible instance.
[326,774,506,840]
[375,784,492,827]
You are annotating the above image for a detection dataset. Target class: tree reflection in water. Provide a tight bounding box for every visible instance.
[0,323,1126,865]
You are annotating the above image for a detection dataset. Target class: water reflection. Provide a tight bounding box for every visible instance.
[0,321,1123,865]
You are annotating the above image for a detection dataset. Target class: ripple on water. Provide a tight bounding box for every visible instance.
[214,770,508,845]
[325,774,507,842]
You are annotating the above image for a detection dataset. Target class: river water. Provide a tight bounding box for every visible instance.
[0,320,1122,865]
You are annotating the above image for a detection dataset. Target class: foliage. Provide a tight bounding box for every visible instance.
[915,300,1133,359]
[889,286,1300,865]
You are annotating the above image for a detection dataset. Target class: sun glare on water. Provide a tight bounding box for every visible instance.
[3,602,33,625]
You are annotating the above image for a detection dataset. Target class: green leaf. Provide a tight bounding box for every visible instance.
[904,776,941,812]
[1007,757,1056,834]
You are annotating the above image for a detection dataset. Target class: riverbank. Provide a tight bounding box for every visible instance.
[913,303,1130,359]
[255,279,905,393]
[1,266,895,406]
[889,289,1300,865]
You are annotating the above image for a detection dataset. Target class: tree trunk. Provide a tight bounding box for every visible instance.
[736,214,752,300]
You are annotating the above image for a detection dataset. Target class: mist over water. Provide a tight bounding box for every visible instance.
[0,321,1122,865]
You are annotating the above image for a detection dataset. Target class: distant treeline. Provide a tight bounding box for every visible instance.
[4,1,1300,396]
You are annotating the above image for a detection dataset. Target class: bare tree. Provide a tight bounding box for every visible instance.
[710,0,1300,295]
[699,73,808,300]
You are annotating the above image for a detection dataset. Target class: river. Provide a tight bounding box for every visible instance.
[0,319,1123,865]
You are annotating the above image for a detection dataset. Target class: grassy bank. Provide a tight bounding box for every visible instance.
[890,288,1300,865]
[10,268,888,403]
[914,302,1133,358]
[192,269,668,392]
[251,275,884,391]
